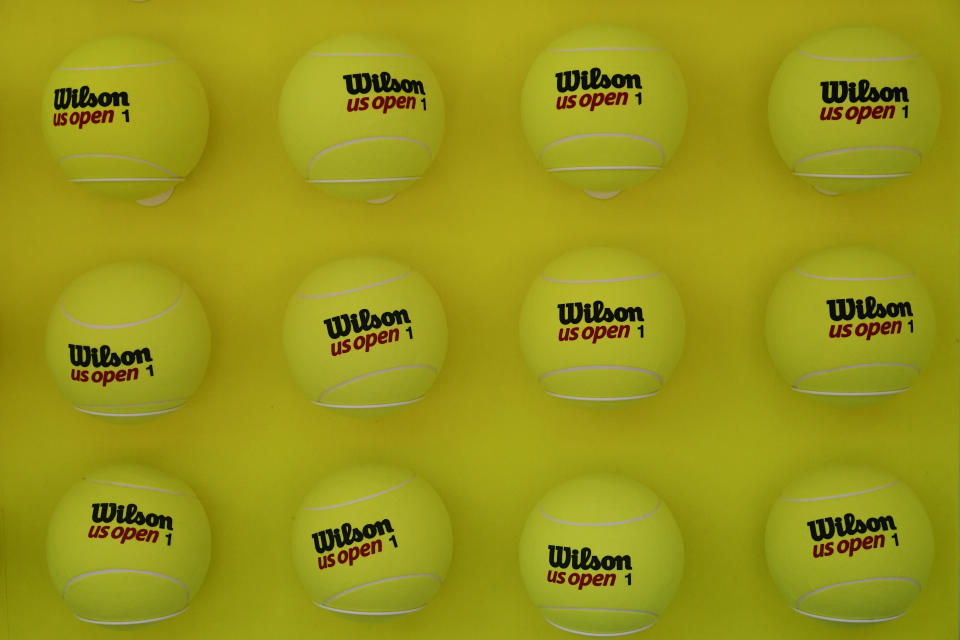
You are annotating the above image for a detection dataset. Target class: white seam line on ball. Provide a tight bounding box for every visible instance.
[76,607,189,626]
[63,569,191,599]
[793,146,922,168]
[303,474,415,511]
[780,480,900,502]
[793,362,920,383]
[81,478,193,496]
[539,133,666,163]
[546,390,660,401]
[75,397,189,409]
[324,574,442,604]
[74,403,186,418]
[317,364,437,402]
[306,136,431,173]
[60,59,179,71]
[539,500,660,526]
[791,608,906,624]
[297,272,412,299]
[796,51,920,62]
[792,270,913,282]
[59,154,183,177]
[796,577,921,606]
[540,365,662,383]
[793,388,909,397]
[549,47,662,53]
[793,172,912,179]
[545,618,657,637]
[542,272,660,284]
[308,52,415,58]
[61,284,183,329]
[313,397,424,409]
[314,603,426,616]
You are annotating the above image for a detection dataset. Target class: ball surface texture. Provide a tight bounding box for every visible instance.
[47,464,212,626]
[42,35,209,205]
[519,246,685,405]
[519,473,684,636]
[521,24,687,198]
[765,464,934,623]
[291,463,453,618]
[283,255,447,414]
[768,25,940,195]
[45,261,211,421]
[765,245,934,405]
[279,34,445,203]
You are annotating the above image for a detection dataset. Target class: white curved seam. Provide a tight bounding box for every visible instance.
[308,52,415,58]
[74,403,186,418]
[76,397,189,409]
[60,59,178,71]
[307,136,431,173]
[61,285,182,329]
[794,146,922,168]
[546,618,657,637]
[546,390,659,402]
[77,606,189,626]
[303,474,415,511]
[314,602,425,615]
[793,269,913,282]
[794,362,920,384]
[780,480,899,502]
[794,387,909,397]
[59,154,182,177]
[298,271,411,299]
[797,51,919,62]
[542,271,660,284]
[796,577,920,607]
[324,574,441,604]
[314,397,424,409]
[64,569,190,599]
[814,186,840,196]
[794,172,911,179]
[539,501,659,527]
[791,608,905,624]
[307,176,419,184]
[318,364,437,401]
[549,47,661,53]
[541,133,666,163]
[540,365,662,384]
[81,478,192,496]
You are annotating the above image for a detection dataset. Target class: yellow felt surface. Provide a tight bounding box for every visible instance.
[0,0,957,638]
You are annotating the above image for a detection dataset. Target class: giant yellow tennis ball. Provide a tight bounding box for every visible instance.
[768,25,941,195]
[519,247,685,406]
[765,464,934,624]
[42,35,209,206]
[519,473,684,635]
[521,24,687,199]
[283,256,447,414]
[47,464,211,626]
[765,246,935,405]
[279,34,445,204]
[292,463,453,618]
[45,261,211,421]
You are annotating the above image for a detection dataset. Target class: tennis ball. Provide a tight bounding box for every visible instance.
[768,25,941,195]
[519,473,684,635]
[765,464,934,623]
[519,247,685,406]
[521,24,687,199]
[283,256,447,414]
[45,261,211,421]
[765,246,935,405]
[42,35,209,206]
[279,34,445,204]
[47,464,211,626]
[292,463,452,618]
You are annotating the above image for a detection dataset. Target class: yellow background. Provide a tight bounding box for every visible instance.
[0,0,957,638]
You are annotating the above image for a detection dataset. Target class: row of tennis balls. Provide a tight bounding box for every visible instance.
[47,461,935,632]
[42,24,941,206]
[46,244,935,420]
